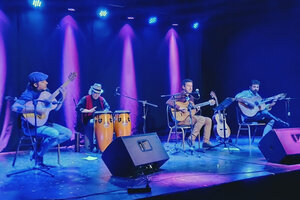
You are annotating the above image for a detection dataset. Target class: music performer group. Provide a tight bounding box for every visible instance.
[11,71,289,166]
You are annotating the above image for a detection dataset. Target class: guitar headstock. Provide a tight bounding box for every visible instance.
[276,93,287,100]
[210,91,217,100]
[68,72,77,81]
[210,91,219,106]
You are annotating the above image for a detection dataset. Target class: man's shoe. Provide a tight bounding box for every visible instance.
[283,121,290,127]
[278,119,289,127]
[202,142,214,149]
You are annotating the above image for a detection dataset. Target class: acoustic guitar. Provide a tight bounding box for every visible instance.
[23,72,77,126]
[211,92,231,138]
[237,93,286,117]
[170,91,215,122]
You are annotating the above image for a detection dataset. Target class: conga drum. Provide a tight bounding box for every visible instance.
[114,110,132,137]
[94,111,113,152]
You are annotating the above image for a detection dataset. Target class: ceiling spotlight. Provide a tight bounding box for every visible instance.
[148,16,157,24]
[68,8,76,12]
[172,23,178,26]
[98,9,109,19]
[192,22,199,30]
[127,17,134,20]
[32,0,42,8]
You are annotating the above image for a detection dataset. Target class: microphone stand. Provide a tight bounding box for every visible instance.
[116,92,158,134]
[7,98,57,177]
[283,97,295,125]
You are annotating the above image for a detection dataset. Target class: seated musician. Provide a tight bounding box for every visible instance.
[76,83,110,152]
[235,79,289,137]
[11,72,72,166]
[166,79,215,149]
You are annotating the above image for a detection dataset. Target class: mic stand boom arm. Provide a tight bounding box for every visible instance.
[116,92,158,134]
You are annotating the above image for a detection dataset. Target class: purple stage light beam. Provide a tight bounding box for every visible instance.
[0,11,10,152]
[0,103,13,152]
[61,15,80,139]
[0,10,8,115]
[166,28,181,94]
[119,24,138,132]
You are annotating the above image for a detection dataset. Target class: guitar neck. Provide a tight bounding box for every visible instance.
[193,101,210,108]
[48,79,71,100]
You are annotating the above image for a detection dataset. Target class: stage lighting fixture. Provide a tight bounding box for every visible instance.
[68,8,76,12]
[98,9,109,19]
[32,0,42,8]
[172,23,178,26]
[127,17,134,20]
[148,17,157,24]
[192,22,199,29]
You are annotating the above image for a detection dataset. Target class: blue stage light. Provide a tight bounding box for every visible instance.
[148,17,157,24]
[32,0,42,8]
[192,22,199,29]
[98,9,109,19]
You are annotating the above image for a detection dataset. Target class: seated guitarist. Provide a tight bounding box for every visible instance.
[11,72,72,166]
[166,79,215,149]
[235,79,289,137]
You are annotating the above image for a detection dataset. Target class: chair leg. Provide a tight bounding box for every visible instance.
[180,128,185,151]
[252,127,257,144]
[248,125,251,149]
[235,125,242,144]
[12,137,24,167]
[166,128,173,144]
[57,144,61,165]
[198,134,201,149]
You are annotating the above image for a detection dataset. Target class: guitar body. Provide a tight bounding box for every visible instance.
[213,113,231,138]
[237,93,286,117]
[23,91,58,126]
[170,99,213,122]
[170,101,197,122]
[238,96,266,117]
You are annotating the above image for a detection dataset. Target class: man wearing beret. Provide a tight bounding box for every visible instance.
[11,72,72,166]
[76,83,110,152]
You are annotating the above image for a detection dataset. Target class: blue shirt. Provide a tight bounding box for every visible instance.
[235,89,261,99]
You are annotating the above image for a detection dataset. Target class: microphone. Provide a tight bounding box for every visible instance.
[5,96,17,101]
[195,89,200,98]
[115,87,120,96]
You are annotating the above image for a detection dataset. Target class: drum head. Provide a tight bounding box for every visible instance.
[94,110,112,115]
[114,110,130,114]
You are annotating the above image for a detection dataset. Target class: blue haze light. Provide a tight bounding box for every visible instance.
[32,0,42,8]
[148,16,157,24]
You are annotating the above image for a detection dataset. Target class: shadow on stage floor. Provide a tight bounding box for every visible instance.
[1,136,300,200]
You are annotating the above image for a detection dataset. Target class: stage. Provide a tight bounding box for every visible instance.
[1,137,300,200]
